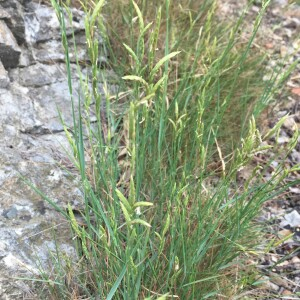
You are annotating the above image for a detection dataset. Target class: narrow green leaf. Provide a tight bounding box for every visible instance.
[123,43,139,65]
[148,6,161,69]
[150,51,181,79]
[20,176,68,218]
[133,201,154,208]
[168,118,176,130]
[263,115,288,140]
[122,75,148,86]
[132,0,144,31]
[91,0,106,27]
[152,75,166,93]
[116,188,131,212]
[182,275,223,287]
[130,219,151,227]
[67,203,81,238]
[120,202,132,223]
[116,189,131,210]
[106,265,127,300]
[140,22,153,36]
[162,213,170,237]
[129,175,136,205]
[136,93,155,106]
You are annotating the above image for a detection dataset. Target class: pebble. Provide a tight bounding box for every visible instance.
[262,280,280,292]
[290,150,300,163]
[2,207,18,220]
[283,117,296,131]
[280,210,300,228]
[291,256,300,264]
[274,0,288,5]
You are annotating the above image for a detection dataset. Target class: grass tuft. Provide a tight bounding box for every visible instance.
[29,0,299,298]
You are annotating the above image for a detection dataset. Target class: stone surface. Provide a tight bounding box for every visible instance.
[0,60,9,87]
[0,20,21,68]
[0,0,26,45]
[0,1,106,298]
[0,7,10,19]
[24,2,85,44]
[280,210,300,228]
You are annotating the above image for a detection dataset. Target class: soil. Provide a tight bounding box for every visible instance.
[219,0,300,298]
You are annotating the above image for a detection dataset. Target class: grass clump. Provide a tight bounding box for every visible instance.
[31,0,299,298]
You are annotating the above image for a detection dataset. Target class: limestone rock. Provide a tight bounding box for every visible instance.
[24,3,85,44]
[0,20,21,68]
[31,32,88,63]
[0,60,9,88]
[0,7,10,19]
[0,1,107,298]
[0,0,26,45]
[10,63,64,87]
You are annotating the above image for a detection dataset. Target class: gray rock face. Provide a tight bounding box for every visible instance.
[24,2,85,44]
[10,63,66,87]
[0,1,107,298]
[0,60,9,87]
[0,0,26,45]
[0,20,21,68]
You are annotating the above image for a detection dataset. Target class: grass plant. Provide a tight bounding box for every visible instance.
[30,0,299,298]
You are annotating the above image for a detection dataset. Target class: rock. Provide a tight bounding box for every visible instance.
[2,207,18,219]
[18,46,33,67]
[0,60,9,88]
[24,3,85,44]
[0,0,108,298]
[259,276,280,292]
[0,0,26,44]
[280,210,300,228]
[25,78,80,130]
[290,150,300,163]
[31,32,88,63]
[283,117,296,131]
[283,17,300,29]
[289,187,300,194]
[24,4,60,44]
[277,135,290,144]
[270,274,292,290]
[291,256,300,264]
[0,7,10,19]
[10,63,65,87]
[277,110,288,117]
[0,0,19,9]
[274,0,288,6]
[0,20,21,68]
[32,39,65,62]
